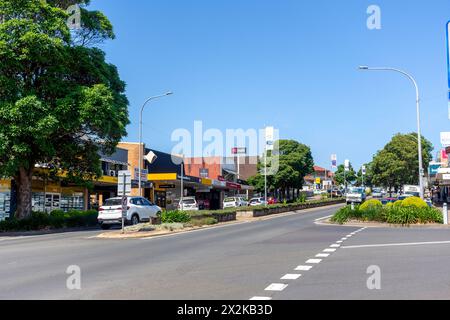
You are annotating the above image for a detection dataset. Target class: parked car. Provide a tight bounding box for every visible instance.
[372,188,385,199]
[223,196,247,208]
[98,197,162,230]
[249,197,268,206]
[346,187,366,205]
[178,197,199,211]
[381,197,397,205]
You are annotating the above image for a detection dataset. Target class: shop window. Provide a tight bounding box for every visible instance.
[0,192,11,221]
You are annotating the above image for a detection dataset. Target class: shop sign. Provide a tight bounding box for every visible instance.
[226,182,241,190]
[159,184,176,189]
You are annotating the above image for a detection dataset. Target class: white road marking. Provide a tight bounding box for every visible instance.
[343,240,450,249]
[306,259,322,264]
[323,248,336,253]
[330,244,341,248]
[315,215,334,222]
[265,283,288,291]
[281,274,302,280]
[336,240,343,243]
[341,238,347,240]
[295,265,313,271]
[316,253,330,258]
[346,235,353,237]
[250,296,272,300]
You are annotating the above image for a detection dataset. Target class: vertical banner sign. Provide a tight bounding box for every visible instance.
[344,159,350,172]
[362,165,367,175]
[265,127,274,151]
[447,21,450,118]
[331,154,337,169]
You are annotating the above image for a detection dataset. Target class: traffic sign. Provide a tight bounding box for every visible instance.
[121,196,128,218]
[117,170,132,196]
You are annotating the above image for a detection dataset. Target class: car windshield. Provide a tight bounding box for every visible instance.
[349,188,363,193]
[103,199,122,206]
[181,199,195,204]
[224,198,236,202]
[373,188,382,193]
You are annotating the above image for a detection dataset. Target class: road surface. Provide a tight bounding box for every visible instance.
[1,205,450,300]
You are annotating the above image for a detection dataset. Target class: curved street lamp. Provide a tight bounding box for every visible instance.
[358,66,424,199]
[138,92,173,196]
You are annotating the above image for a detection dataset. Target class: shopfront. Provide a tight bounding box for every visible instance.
[0,180,11,221]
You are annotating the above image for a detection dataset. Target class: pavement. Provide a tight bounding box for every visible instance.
[1,205,450,300]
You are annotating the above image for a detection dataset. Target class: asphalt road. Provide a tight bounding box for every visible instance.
[1,205,450,300]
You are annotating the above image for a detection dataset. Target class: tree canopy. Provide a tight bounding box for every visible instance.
[334,163,357,187]
[0,0,129,218]
[371,133,433,191]
[248,140,314,199]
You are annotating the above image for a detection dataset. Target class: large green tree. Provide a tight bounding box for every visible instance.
[371,133,433,193]
[334,163,357,187]
[248,140,314,200]
[0,0,129,219]
[355,163,373,187]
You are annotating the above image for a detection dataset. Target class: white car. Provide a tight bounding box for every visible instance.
[223,197,247,208]
[249,197,268,206]
[98,197,162,229]
[178,197,199,211]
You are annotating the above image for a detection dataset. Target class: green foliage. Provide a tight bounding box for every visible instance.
[360,199,382,211]
[0,0,129,219]
[248,140,314,198]
[334,163,357,186]
[371,133,433,191]
[188,217,218,227]
[331,204,442,226]
[161,210,191,224]
[401,197,428,209]
[0,210,98,232]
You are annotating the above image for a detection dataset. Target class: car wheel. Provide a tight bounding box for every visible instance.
[131,214,140,225]
[101,224,111,230]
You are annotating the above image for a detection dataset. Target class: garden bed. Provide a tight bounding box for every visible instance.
[330,198,443,226]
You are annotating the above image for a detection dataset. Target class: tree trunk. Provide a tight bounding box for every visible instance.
[14,167,33,220]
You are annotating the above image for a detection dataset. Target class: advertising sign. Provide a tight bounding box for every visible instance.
[441,132,450,147]
[265,127,274,151]
[134,168,148,182]
[344,159,350,172]
[331,154,337,168]
[232,147,247,155]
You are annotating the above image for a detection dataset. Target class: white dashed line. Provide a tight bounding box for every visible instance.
[295,265,313,271]
[265,283,288,291]
[250,296,272,300]
[306,259,322,264]
[336,240,343,243]
[330,244,341,248]
[281,274,302,280]
[323,248,337,253]
[316,253,330,258]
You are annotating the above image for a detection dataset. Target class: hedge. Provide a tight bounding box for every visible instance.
[331,203,443,226]
[0,210,99,232]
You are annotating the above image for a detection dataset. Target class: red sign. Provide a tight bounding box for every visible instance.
[217,176,225,181]
[226,182,241,190]
[442,149,449,161]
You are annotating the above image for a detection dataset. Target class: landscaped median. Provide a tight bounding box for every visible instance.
[329,197,444,226]
[98,198,346,239]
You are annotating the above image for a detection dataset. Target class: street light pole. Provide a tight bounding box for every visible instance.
[359,66,424,199]
[138,92,173,197]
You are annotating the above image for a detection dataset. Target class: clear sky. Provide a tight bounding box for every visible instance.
[90,0,450,170]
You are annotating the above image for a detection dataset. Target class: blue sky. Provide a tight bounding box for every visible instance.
[90,0,450,170]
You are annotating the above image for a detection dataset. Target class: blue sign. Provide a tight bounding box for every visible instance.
[429,163,441,177]
[447,21,450,117]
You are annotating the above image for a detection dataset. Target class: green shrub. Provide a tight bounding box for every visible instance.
[188,217,218,227]
[360,199,382,211]
[331,206,361,224]
[0,210,99,232]
[161,210,191,223]
[393,200,403,208]
[401,197,428,209]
